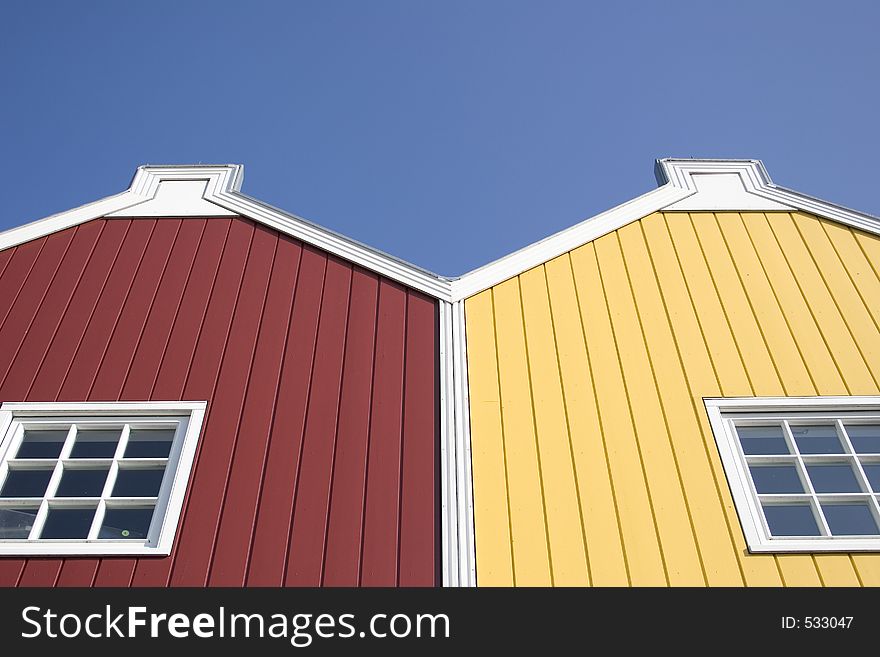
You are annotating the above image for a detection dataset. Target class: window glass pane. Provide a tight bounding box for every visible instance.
[762,503,821,536]
[862,464,880,493]
[69,430,120,458]
[846,425,880,454]
[0,469,53,498]
[736,425,789,455]
[40,507,95,539]
[54,468,109,497]
[822,502,880,536]
[16,430,67,459]
[749,464,804,494]
[98,507,155,539]
[806,463,862,493]
[112,469,165,497]
[0,507,38,538]
[790,425,844,455]
[124,429,174,458]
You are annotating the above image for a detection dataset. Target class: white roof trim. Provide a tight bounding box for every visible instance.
[448,181,691,300]
[663,172,793,212]
[3,159,879,302]
[206,187,450,298]
[449,158,880,299]
[107,179,237,217]
[0,164,451,300]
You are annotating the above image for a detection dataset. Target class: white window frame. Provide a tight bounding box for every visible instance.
[0,401,205,556]
[706,396,880,553]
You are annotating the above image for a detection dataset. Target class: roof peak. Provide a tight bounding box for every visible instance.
[654,158,772,187]
[449,157,880,299]
[654,159,791,213]
[2,158,877,302]
[128,164,244,196]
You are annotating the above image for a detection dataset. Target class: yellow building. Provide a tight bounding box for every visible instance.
[456,159,880,586]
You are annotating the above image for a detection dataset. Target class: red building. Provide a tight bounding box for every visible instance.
[0,166,451,587]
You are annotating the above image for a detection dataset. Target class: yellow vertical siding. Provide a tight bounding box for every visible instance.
[466,211,880,586]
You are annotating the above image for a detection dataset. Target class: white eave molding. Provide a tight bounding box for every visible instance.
[107,180,238,217]
[660,164,793,212]
[659,158,880,239]
[0,164,450,299]
[3,158,878,302]
[449,158,880,299]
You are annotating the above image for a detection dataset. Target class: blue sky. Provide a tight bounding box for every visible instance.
[2,1,878,275]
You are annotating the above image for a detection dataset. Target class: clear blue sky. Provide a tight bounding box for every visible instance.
[2,1,878,275]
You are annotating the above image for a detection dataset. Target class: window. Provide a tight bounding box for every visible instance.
[0,402,205,556]
[706,397,880,552]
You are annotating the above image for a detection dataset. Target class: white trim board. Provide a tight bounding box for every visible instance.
[438,301,477,587]
[2,159,879,301]
[449,159,880,299]
[107,180,237,217]
[0,164,450,300]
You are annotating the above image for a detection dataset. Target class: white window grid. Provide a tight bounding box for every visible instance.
[706,397,880,553]
[0,418,183,543]
[0,402,205,556]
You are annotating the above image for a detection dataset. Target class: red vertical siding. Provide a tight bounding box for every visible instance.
[399,292,441,585]
[0,216,439,587]
[246,247,326,586]
[361,282,408,585]
[322,270,379,586]
[284,257,353,586]
[207,236,302,587]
